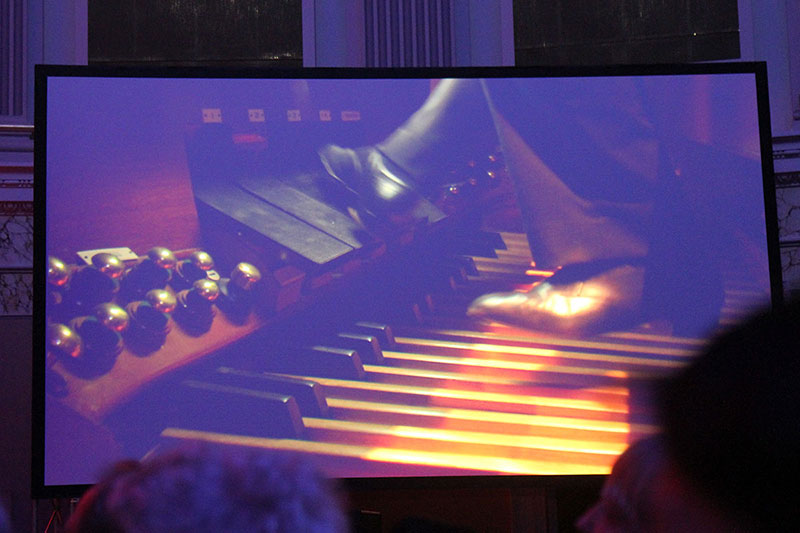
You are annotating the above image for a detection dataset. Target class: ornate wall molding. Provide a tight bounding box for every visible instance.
[0,166,32,315]
[0,269,31,315]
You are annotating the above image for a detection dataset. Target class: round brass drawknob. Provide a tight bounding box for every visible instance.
[189,251,215,271]
[147,247,177,270]
[91,252,125,279]
[48,323,83,359]
[93,303,130,332]
[145,289,177,314]
[193,279,220,302]
[231,262,261,291]
[48,256,70,287]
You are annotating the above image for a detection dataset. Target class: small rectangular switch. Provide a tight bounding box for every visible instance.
[202,108,222,123]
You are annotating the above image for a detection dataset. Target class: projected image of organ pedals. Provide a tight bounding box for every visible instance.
[37,65,778,489]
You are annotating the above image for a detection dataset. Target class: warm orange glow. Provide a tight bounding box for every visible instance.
[152,226,708,479]
[305,417,627,456]
[542,293,598,317]
[383,352,548,371]
[392,336,688,367]
[401,329,697,358]
[524,269,555,277]
[325,397,652,436]
[362,448,612,475]
[161,428,616,475]
[283,372,631,415]
[380,351,652,381]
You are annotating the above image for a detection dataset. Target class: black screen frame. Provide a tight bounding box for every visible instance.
[32,61,782,499]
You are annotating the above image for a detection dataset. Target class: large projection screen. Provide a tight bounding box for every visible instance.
[33,64,781,496]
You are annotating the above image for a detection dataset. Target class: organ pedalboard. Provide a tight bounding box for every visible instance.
[43,226,719,478]
[43,143,753,479]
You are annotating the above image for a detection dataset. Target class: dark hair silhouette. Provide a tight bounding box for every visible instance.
[659,299,800,531]
[66,445,347,533]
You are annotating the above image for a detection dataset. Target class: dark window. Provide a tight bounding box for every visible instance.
[514,0,740,65]
[89,0,302,66]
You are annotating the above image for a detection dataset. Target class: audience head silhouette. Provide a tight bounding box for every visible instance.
[580,298,800,532]
[66,445,347,533]
[659,298,800,532]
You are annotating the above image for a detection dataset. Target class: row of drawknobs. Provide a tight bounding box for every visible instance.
[46,248,262,372]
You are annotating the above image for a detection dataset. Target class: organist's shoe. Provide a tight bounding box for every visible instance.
[467,260,646,336]
[318,144,444,231]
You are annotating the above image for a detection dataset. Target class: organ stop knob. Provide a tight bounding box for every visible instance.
[64,303,130,375]
[125,289,178,353]
[174,250,218,289]
[46,322,84,394]
[66,252,125,311]
[122,247,177,299]
[174,279,219,334]
[47,256,72,313]
[217,262,262,322]
[48,256,71,288]
[47,322,84,360]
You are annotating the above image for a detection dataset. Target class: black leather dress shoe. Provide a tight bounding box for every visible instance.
[319,144,444,230]
[467,260,646,336]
